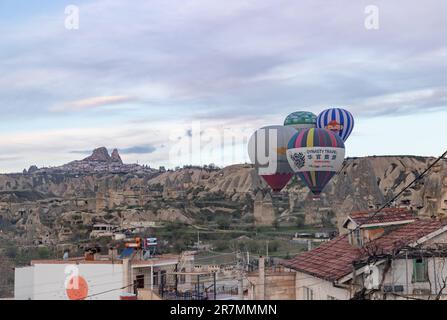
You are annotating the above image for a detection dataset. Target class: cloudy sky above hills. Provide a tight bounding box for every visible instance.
[1,0,447,172]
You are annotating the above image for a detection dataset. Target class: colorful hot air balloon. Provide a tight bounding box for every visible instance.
[286,128,345,196]
[284,111,317,130]
[316,108,354,142]
[248,125,297,192]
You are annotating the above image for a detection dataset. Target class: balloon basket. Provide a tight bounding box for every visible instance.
[311,195,321,201]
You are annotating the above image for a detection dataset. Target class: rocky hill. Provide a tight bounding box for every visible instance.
[0,152,447,247]
[22,147,154,175]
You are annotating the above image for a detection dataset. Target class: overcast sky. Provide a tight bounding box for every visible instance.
[0,0,446,172]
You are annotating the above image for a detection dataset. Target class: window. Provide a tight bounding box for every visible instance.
[354,229,363,246]
[412,258,428,282]
[179,268,186,284]
[135,274,145,289]
[303,287,314,300]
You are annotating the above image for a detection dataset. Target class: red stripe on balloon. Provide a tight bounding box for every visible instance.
[328,130,337,147]
[295,129,306,148]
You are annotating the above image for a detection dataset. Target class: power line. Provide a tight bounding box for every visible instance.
[75,283,134,300]
[356,150,447,230]
[285,150,447,277]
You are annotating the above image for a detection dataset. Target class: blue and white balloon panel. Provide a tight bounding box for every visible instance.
[316,108,354,142]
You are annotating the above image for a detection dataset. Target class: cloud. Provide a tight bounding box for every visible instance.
[120,145,157,154]
[1,0,447,171]
[0,156,21,162]
[2,0,447,123]
[50,95,135,112]
[70,145,157,155]
[354,87,447,117]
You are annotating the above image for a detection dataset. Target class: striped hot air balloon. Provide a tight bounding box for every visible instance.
[248,125,297,192]
[286,128,345,196]
[316,108,354,142]
[284,111,317,130]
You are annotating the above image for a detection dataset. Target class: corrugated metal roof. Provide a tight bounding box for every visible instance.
[119,247,135,259]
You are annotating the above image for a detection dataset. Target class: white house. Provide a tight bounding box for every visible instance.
[14,251,180,300]
[285,208,447,300]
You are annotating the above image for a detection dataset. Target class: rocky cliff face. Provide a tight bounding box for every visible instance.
[82,147,111,162]
[0,155,446,246]
[146,156,447,227]
[111,148,123,164]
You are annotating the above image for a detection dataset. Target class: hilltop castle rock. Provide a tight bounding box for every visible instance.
[81,147,123,164]
[83,147,111,162]
[22,147,153,175]
[111,148,123,164]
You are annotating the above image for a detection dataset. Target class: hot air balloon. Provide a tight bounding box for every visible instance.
[284,111,317,130]
[286,128,345,196]
[316,108,354,142]
[248,125,297,192]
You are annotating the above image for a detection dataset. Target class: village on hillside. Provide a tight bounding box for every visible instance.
[1,147,447,300]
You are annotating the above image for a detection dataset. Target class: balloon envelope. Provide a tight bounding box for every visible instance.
[316,108,354,142]
[284,111,317,130]
[287,128,345,195]
[248,125,297,191]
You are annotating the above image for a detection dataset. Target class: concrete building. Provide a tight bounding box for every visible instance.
[89,223,119,238]
[13,249,241,300]
[14,250,180,300]
[247,257,296,300]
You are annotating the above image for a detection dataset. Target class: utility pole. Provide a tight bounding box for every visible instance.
[405,250,409,295]
[238,273,244,300]
[266,241,269,260]
[213,272,217,300]
[197,274,200,300]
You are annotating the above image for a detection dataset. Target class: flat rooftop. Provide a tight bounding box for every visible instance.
[30,253,180,266]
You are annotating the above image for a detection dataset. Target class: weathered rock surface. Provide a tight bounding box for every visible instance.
[111,149,123,164]
[83,147,111,162]
[0,155,446,245]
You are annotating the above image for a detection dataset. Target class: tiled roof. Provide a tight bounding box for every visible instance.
[347,208,415,226]
[285,219,446,281]
[372,219,444,254]
[285,235,360,281]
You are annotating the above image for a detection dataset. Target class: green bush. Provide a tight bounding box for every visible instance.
[37,247,50,259]
[295,215,305,228]
[4,246,17,259]
[216,216,231,230]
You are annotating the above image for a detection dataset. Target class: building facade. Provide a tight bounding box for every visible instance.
[285,209,447,300]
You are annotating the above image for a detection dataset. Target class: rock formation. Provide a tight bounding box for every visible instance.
[20,147,155,175]
[1,155,447,246]
[254,190,275,225]
[111,149,123,164]
[82,147,111,162]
